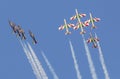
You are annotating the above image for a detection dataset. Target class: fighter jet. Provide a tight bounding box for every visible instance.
[86,33,99,48]
[58,19,75,35]
[88,13,100,29]
[73,20,90,31]
[8,20,17,33]
[17,25,26,40]
[70,9,86,34]
[29,30,37,44]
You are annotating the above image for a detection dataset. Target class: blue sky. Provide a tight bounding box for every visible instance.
[0,0,119,79]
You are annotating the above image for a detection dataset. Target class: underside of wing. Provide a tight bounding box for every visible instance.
[67,24,75,28]
[86,38,92,43]
[93,17,100,22]
[70,15,77,20]
[58,25,64,30]
[79,13,86,18]
[94,38,99,42]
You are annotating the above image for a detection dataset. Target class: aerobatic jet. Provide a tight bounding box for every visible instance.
[70,9,86,34]
[73,20,90,31]
[8,20,17,33]
[86,33,99,48]
[29,30,37,44]
[58,19,75,35]
[17,25,26,40]
[87,13,100,29]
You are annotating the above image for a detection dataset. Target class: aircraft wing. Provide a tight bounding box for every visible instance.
[86,38,92,43]
[93,17,100,22]
[9,21,16,27]
[11,25,17,33]
[31,35,37,44]
[89,18,100,23]
[70,15,77,20]
[94,38,99,42]
[29,30,35,38]
[32,38,37,44]
[58,25,64,30]
[67,23,75,28]
[70,13,86,20]
[21,32,26,40]
[78,13,86,18]
[84,20,90,26]
[58,24,74,30]
[73,25,79,30]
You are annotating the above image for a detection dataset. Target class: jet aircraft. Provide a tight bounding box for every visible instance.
[58,19,75,35]
[70,9,86,34]
[8,20,17,33]
[73,20,90,31]
[86,33,99,48]
[17,25,26,40]
[29,30,37,44]
[87,13,100,29]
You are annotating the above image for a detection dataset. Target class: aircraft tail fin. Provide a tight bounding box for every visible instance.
[80,30,86,34]
[91,26,97,29]
[65,31,71,35]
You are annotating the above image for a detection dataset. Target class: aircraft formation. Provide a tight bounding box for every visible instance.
[9,20,37,44]
[58,9,100,48]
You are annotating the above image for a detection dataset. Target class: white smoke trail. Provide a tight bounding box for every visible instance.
[27,42,48,79]
[95,33,110,79]
[19,40,41,79]
[69,40,82,79]
[41,52,59,79]
[82,34,98,79]
[23,42,43,79]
